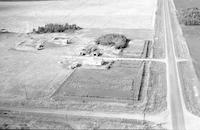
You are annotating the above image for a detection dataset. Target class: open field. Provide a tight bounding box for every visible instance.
[0,33,72,100]
[173,0,200,10]
[180,26,200,79]
[173,0,200,120]
[178,61,200,117]
[173,0,200,79]
[0,29,153,100]
[0,0,157,33]
[0,0,171,129]
[53,61,145,102]
[0,60,166,115]
[0,30,166,114]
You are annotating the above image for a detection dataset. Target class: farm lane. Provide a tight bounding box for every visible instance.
[0,106,165,124]
[62,55,166,62]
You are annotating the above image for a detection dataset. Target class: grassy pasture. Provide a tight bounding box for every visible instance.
[174,0,200,10]
[53,61,145,102]
[174,0,200,80]
[0,0,157,32]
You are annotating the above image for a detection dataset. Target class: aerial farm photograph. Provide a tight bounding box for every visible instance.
[0,0,200,129]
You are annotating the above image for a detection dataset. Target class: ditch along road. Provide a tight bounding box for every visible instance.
[163,0,185,129]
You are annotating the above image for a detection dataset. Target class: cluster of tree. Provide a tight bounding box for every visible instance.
[33,23,82,33]
[179,8,200,25]
[95,34,129,49]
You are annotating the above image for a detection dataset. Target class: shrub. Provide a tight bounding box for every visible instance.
[80,44,101,56]
[95,34,129,49]
[33,23,82,33]
[178,8,200,25]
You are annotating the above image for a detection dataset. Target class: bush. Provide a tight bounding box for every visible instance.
[80,44,101,56]
[33,23,82,33]
[178,8,200,25]
[95,34,129,49]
